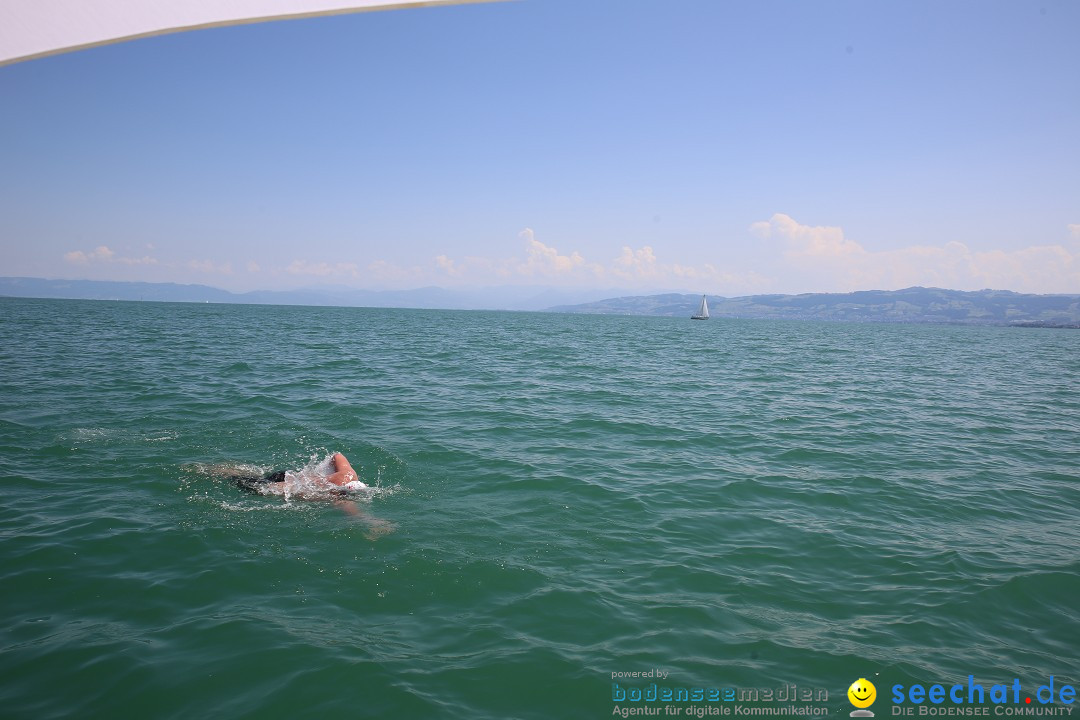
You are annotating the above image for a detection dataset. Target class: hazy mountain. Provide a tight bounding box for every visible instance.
[0,277,634,312]
[547,287,1080,326]
[5,278,1077,325]
[0,277,238,303]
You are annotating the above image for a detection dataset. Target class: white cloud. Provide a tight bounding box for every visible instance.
[63,245,156,265]
[751,213,864,257]
[605,242,771,291]
[434,254,460,277]
[371,221,1080,296]
[64,246,113,263]
[1068,223,1080,239]
[612,245,659,279]
[405,229,766,293]
[749,213,1080,293]
[516,228,590,276]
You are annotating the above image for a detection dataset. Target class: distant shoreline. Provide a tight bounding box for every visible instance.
[549,287,1080,327]
[2,278,1079,327]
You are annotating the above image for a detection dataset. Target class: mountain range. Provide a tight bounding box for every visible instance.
[0,277,623,312]
[549,287,1080,326]
[3,277,1079,326]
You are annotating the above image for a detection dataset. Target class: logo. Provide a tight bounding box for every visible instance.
[890,675,1076,714]
[849,678,877,717]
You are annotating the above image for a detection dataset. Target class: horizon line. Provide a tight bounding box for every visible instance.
[3,275,1079,301]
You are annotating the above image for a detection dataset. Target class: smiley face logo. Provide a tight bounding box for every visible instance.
[848,678,877,709]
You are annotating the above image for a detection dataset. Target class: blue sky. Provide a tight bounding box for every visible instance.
[1,0,1078,296]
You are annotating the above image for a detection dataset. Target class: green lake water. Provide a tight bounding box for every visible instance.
[1,297,1077,718]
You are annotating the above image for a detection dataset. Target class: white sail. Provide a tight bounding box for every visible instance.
[0,0,498,67]
[692,294,709,319]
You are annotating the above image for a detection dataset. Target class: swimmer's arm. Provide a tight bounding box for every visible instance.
[333,498,361,516]
[333,499,395,539]
[326,452,358,486]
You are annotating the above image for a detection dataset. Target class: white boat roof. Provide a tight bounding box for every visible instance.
[1,0,494,66]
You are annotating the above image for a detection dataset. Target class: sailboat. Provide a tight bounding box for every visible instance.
[691,294,709,320]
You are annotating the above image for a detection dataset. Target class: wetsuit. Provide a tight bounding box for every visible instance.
[232,470,286,493]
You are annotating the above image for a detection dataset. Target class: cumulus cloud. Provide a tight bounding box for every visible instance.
[404,229,768,293]
[434,254,459,277]
[612,245,659,279]
[1069,223,1080,239]
[749,213,1080,294]
[63,245,157,265]
[422,230,602,284]
[751,213,864,257]
[517,228,590,276]
[382,219,1080,295]
[605,241,771,291]
[64,247,107,264]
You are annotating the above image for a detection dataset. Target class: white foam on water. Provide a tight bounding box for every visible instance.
[189,452,401,511]
[60,427,179,446]
[213,499,295,513]
[275,452,398,502]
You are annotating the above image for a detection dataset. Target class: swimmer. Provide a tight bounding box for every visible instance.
[229,452,393,539]
[232,452,361,493]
